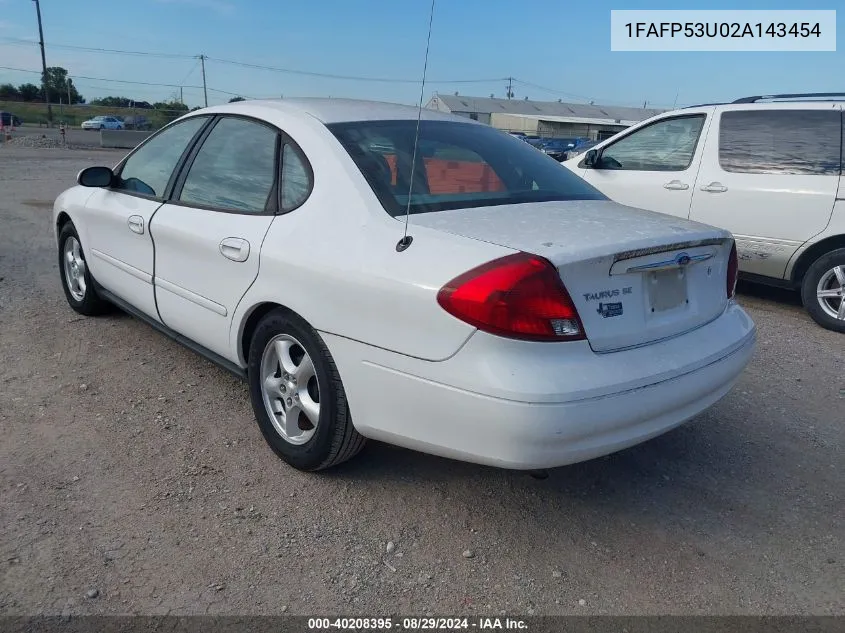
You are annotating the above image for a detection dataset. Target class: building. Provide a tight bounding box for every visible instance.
[425,93,665,140]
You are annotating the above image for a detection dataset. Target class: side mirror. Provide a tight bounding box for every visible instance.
[77,166,114,188]
[582,149,599,168]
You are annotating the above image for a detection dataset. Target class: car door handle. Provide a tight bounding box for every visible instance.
[219,237,250,262]
[663,180,689,191]
[127,215,144,234]
[700,182,728,193]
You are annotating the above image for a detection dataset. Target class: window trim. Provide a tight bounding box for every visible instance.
[278,140,315,215]
[717,108,843,176]
[580,113,707,172]
[109,114,214,202]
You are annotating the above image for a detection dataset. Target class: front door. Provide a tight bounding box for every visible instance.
[81,115,210,319]
[689,105,842,279]
[578,110,713,219]
[150,116,281,359]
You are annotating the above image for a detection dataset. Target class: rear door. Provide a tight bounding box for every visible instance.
[81,115,210,319]
[150,115,310,360]
[575,108,714,219]
[689,104,842,279]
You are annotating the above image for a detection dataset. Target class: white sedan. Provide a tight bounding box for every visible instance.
[81,115,124,130]
[52,99,756,471]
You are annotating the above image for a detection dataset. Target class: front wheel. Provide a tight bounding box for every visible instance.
[58,222,110,316]
[247,309,365,471]
[801,248,845,333]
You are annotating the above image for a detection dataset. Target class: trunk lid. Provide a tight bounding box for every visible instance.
[412,200,733,352]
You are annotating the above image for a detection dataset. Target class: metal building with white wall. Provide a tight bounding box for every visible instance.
[426,93,664,140]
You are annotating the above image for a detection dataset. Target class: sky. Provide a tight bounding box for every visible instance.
[0,0,842,110]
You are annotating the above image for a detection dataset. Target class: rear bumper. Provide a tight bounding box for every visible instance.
[323,302,756,469]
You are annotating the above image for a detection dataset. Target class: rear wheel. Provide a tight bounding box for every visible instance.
[247,309,365,471]
[801,248,845,333]
[58,222,110,316]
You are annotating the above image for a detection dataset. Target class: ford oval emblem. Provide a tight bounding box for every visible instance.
[675,253,692,266]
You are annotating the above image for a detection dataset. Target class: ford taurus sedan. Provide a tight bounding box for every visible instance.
[81,115,123,130]
[52,99,756,471]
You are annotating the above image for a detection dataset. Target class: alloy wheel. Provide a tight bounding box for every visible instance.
[259,334,320,445]
[816,265,845,321]
[63,236,87,302]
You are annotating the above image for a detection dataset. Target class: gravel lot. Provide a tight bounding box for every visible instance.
[0,147,842,617]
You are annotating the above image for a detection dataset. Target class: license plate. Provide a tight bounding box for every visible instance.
[648,269,687,312]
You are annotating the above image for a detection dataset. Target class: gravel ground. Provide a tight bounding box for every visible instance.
[0,148,843,617]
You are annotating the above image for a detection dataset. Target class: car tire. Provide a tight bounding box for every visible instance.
[58,222,110,316]
[800,248,845,333]
[247,308,365,471]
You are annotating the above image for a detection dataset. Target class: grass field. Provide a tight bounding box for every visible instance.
[0,101,183,129]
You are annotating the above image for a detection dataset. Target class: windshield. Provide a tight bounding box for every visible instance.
[328,120,606,216]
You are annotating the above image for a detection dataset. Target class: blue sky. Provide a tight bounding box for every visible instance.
[0,0,842,109]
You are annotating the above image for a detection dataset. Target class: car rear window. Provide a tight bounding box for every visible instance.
[328,120,606,216]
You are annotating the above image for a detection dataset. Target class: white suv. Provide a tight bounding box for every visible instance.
[564,93,845,333]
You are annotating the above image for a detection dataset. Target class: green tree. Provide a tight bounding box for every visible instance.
[0,83,20,100]
[17,83,41,101]
[90,96,133,108]
[228,96,245,102]
[152,100,189,123]
[44,67,84,104]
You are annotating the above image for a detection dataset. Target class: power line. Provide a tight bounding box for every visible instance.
[0,65,237,96]
[0,36,194,59]
[1,36,506,85]
[206,57,505,84]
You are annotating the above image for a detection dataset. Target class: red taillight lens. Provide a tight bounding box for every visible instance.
[437,253,585,341]
[727,241,739,298]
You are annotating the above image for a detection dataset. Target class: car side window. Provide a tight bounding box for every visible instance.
[719,110,841,176]
[596,115,706,171]
[114,116,208,198]
[179,117,278,213]
[280,143,311,210]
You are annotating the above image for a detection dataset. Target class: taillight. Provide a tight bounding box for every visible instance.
[437,253,585,341]
[727,241,739,298]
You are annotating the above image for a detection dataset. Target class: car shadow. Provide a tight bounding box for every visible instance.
[323,403,783,530]
[736,279,803,307]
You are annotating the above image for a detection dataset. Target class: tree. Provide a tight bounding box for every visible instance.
[44,67,84,104]
[152,99,189,123]
[228,96,245,103]
[0,83,20,100]
[90,96,133,108]
[17,83,41,101]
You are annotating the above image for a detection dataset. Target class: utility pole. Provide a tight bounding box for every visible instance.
[180,86,184,105]
[199,54,208,107]
[32,0,53,126]
[506,76,514,100]
[67,78,72,106]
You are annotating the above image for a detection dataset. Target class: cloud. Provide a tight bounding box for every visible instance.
[153,0,235,16]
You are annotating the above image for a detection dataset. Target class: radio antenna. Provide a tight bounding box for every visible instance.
[396,0,436,253]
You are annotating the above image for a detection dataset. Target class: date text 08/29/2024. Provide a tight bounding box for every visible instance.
[307,617,528,630]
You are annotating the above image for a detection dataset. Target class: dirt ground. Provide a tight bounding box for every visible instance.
[0,147,842,617]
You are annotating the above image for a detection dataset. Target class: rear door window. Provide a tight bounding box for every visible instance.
[178,117,279,213]
[719,110,841,175]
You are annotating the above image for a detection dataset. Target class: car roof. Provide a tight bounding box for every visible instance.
[192,98,475,125]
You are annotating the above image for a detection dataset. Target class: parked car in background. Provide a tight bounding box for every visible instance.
[563,139,600,161]
[81,116,124,130]
[52,99,754,472]
[564,92,845,333]
[539,138,583,161]
[1,111,22,127]
[123,115,152,131]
